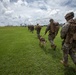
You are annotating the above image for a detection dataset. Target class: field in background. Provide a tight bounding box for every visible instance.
[0,27,75,75]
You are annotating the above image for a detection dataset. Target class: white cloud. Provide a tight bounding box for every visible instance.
[0,0,76,26]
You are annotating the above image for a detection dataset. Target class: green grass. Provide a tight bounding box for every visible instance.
[0,27,76,75]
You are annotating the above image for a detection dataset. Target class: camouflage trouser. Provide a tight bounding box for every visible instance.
[48,34,56,49]
[48,34,55,45]
[37,31,40,38]
[37,34,40,38]
[62,43,76,65]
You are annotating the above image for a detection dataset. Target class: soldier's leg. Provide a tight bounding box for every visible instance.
[37,34,40,38]
[70,41,76,65]
[69,48,76,65]
[50,40,54,45]
[37,31,40,38]
[61,43,70,66]
[48,35,56,50]
[32,30,34,33]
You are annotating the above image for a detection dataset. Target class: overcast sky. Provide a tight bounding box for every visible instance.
[0,0,76,26]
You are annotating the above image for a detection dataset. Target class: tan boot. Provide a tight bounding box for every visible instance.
[60,60,69,67]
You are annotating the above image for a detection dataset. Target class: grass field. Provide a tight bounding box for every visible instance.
[0,27,76,75]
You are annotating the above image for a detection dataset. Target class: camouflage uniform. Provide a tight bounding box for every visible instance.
[45,19,59,50]
[28,25,34,33]
[35,24,41,38]
[61,12,76,66]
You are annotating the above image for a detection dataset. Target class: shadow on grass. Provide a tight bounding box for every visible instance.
[47,47,62,60]
[40,45,62,60]
[39,45,47,54]
[64,66,76,75]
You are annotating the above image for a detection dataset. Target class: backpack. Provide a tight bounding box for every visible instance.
[68,19,76,41]
[50,22,59,34]
[50,22,55,33]
[54,22,60,35]
[63,19,76,44]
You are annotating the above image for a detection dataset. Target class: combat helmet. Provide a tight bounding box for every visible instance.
[65,12,74,21]
[49,19,54,22]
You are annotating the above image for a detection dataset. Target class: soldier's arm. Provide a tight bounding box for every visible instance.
[60,23,70,39]
[45,25,50,35]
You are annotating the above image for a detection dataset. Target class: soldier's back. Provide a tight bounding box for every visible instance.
[68,19,76,41]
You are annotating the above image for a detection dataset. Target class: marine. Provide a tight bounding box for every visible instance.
[45,19,60,50]
[35,23,42,38]
[60,12,76,68]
